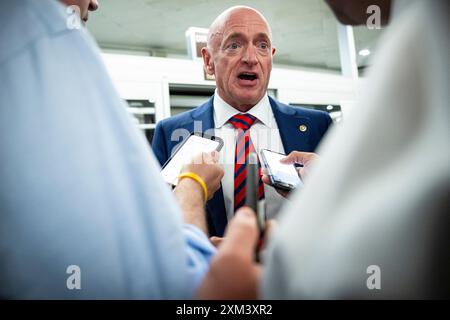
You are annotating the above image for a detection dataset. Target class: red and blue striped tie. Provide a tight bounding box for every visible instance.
[229,113,265,212]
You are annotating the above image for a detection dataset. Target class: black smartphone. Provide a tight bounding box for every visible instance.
[161,132,223,186]
[245,153,265,234]
[245,152,265,262]
[260,149,303,192]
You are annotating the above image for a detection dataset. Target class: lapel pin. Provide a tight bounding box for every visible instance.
[299,125,307,132]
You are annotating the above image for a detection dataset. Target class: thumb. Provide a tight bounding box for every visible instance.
[280,152,298,164]
[221,207,259,258]
[210,150,220,163]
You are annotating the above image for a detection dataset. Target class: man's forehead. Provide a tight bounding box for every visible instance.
[223,15,269,31]
[225,23,268,32]
[219,20,270,40]
[207,7,272,47]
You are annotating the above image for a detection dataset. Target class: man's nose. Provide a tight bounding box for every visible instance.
[241,45,258,66]
[89,0,99,11]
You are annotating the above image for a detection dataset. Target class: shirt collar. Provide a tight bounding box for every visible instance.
[29,0,76,35]
[213,90,272,128]
[0,1,81,65]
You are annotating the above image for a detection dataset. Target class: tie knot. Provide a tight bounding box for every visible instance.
[229,113,257,131]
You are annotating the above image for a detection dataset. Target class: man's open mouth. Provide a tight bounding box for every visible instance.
[238,72,258,81]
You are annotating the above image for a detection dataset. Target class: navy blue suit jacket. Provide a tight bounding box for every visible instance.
[152,96,332,236]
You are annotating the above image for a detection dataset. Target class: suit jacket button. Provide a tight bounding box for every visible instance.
[299,125,307,132]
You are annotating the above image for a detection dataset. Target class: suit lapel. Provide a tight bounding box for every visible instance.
[190,96,215,133]
[269,96,312,154]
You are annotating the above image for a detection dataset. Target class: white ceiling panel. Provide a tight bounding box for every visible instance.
[87,0,385,70]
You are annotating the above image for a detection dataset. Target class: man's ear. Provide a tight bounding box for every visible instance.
[202,47,215,75]
[272,47,276,57]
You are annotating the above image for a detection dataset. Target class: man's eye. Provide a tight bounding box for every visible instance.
[228,42,240,50]
[259,42,269,50]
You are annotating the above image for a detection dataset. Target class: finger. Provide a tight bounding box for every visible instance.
[201,152,210,164]
[217,166,225,180]
[191,152,203,165]
[281,151,316,165]
[202,152,210,164]
[210,150,220,163]
[296,167,303,180]
[209,236,223,248]
[264,219,277,239]
[280,151,303,164]
[204,151,220,164]
[261,174,272,186]
[221,207,259,258]
[276,188,289,198]
[299,167,306,180]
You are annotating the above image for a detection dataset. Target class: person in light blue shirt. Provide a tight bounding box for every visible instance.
[0,0,230,299]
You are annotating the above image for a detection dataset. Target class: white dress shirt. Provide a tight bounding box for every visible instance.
[213,91,286,220]
[262,0,449,298]
[0,0,215,299]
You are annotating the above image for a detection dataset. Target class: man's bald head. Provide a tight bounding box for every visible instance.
[206,6,273,53]
[201,6,276,112]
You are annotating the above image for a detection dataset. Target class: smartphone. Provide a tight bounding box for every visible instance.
[245,153,265,233]
[161,132,224,186]
[245,152,265,262]
[260,149,303,192]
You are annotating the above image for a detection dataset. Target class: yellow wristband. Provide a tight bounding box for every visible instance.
[178,172,208,203]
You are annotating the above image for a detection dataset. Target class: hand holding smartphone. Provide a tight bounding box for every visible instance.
[160,133,223,186]
[260,149,303,192]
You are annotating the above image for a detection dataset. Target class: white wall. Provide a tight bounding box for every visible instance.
[100,52,359,121]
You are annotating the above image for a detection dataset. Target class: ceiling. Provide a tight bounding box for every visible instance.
[87,0,385,71]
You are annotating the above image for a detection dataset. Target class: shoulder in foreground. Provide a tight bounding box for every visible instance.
[1,1,76,65]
